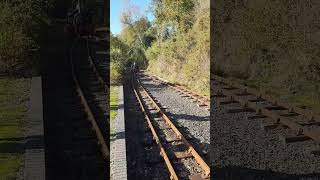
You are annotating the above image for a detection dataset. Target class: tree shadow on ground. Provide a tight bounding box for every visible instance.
[166,111,209,122]
[150,115,211,175]
[176,125,210,161]
[110,105,118,111]
[213,166,320,180]
[110,131,125,143]
[0,135,44,154]
[0,141,24,154]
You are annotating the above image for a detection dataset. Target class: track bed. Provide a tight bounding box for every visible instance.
[211,74,320,179]
[42,24,108,179]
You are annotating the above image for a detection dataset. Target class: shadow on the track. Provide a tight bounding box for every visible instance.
[213,166,320,180]
[0,135,44,153]
[110,131,125,142]
[166,111,209,122]
[0,141,24,154]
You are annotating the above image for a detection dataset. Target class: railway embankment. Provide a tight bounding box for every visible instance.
[211,74,320,179]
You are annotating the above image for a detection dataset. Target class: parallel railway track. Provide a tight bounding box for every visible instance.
[43,24,108,179]
[211,74,320,154]
[132,70,210,180]
[142,72,210,111]
[71,38,109,158]
[87,35,109,90]
[86,41,108,92]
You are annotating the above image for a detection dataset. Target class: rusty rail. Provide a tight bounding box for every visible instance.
[212,74,320,150]
[212,75,320,122]
[86,39,108,92]
[134,71,210,179]
[143,73,210,109]
[70,41,109,159]
[132,71,179,180]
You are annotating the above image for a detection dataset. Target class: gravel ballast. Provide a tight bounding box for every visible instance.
[211,85,320,179]
[123,73,169,180]
[139,74,210,161]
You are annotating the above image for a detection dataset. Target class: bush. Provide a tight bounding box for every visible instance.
[0,3,30,74]
[146,0,210,96]
[110,63,123,85]
[0,27,31,74]
[0,0,51,75]
[213,0,320,110]
[110,34,129,84]
[111,0,209,95]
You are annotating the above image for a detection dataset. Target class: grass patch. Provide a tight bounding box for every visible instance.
[0,154,21,180]
[293,95,320,114]
[0,77,30,179]
[234,76,320,114]
[110,86,120,136]
[110,86,120,122]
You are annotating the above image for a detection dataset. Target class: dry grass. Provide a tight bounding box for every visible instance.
[0,77,31,179]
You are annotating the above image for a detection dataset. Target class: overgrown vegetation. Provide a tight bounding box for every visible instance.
[0,78,31,179]
[110,0,209,96]
[0,155,21,180]
[0,0,51,75]
[0,1,69,178]
[110,86,119,122]
[110,16,153,84]
[110,34,130,84]
[213,0,320,111]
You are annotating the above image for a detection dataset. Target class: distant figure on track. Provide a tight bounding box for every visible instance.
[131,62,136,73]
[64,0,81,38]
[64,0,94,39]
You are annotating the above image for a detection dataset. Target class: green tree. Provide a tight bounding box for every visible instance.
[119,17,155,66]
[0,0,51,75]
[110,34,130,84]
[146,0,210,96]
[110,0,209,96]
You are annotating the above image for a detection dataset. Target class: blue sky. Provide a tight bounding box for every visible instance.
[111,0,154,35]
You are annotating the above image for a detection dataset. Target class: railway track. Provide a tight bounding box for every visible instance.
[72,38,109,155]
[211,74,320,154]
[142,72,210,111]
[132,70,210,180]
[43,24,108,179]
[88,32,109,89]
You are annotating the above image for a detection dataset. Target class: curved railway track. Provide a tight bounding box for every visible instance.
[132,70,210,180]
[211,74,320,154]
[43,25,108,179]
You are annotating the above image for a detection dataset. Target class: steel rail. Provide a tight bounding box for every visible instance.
[144,73,210,108]
[136,72,211,178]
[173,85,210,106]
[85,39,108,92]
[70,41,109,159]
[132,70,179,180]
[212,74,320,144]
[212,74,320,122]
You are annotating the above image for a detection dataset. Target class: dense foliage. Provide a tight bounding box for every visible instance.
[0,0,51,75]
[110,34,130,84]
[111,0,209,96]
[110,16,155,84]
[213,0,320,110]
[147,0,210,95]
